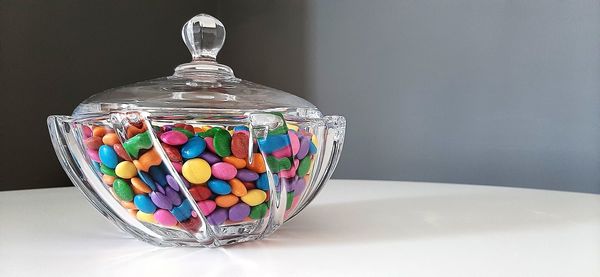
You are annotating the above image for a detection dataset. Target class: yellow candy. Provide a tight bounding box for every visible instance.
[241,189,267,206]
[136,211,157,224]
[182,158,211,184]
[286,123,299,131]
[115,161,137,179]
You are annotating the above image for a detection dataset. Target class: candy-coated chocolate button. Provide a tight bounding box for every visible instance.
[182,158,211,184]
[115,161,137,179]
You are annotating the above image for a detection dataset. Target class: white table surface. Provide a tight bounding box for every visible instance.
[1,180,599,277]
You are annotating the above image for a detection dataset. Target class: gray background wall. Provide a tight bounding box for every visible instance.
[1,1,599,193]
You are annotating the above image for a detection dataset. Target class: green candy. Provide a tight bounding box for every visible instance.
[297,156,312,176]
[113,178,134,202]
[197,128,220,138]
[122,131,152,158]
[100,163,116,177]
[266,156,292,173]
[286,191,294,210]
[249,203,268,219]
[172,127,194,138]
[213,129,232,157]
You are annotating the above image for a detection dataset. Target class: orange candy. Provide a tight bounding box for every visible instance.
[215,194,239,208]
[229,178,248,197]
[102,133,120,146]
[246,153,266,173]
[133,148,162,172]
[127,125,147,139]
[92,126,107,137]
[223,156,246,169]
[131,177,152,194]
[102,174,116,186]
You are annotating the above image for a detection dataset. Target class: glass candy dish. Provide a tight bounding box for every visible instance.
[47,14,345,247]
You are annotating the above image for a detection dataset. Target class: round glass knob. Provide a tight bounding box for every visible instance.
[182,14,225,61]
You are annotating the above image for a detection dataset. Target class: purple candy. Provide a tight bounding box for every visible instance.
[228,203,250,222]
[200,152,221,165]
[156,184,166,194]
[282,177,294,192]
[165,186,182,206]
[207,208,228,225]
[296,136,310,159]
[165,175,180,191]
[236,169,259,182]
[293,177,306,194]
[150,192,172,210]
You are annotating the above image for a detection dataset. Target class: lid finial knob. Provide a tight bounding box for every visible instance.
[182,14,225,61]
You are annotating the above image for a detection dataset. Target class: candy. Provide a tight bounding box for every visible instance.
[149,191,173,210]
[172,127,194,138]
[297,156,311,176]
[82,125,93,138]
[162,143,182,162]
[228,203,250,222]
[154,209,178,226]
[115,161,137,179]
[293,177,306,194]
[213,129,232,157]
[100,164,116,177]
[102,174,116,185]
[181,136,206,159]
[137,171,157,191]
[113,144,132,161]
[207,208,228,225]
[208,179,231,195]
[289,131,300,155]
[272,145,293,159]
[266,156,291,173]
[87,149,101,163]
[126,124,146,139]
[160,130,188,145]
[215,194,239,208]
[136,211,157,224]
[189,186,212,201]
[170,200,192,221]
[258,134,290,153]
[131,177,152,194]
[246,153,266,173]
[165,175,180,191]
[182,158,211,184]
[222,156,246,169]
[122,132,152,158]
[236,169,259,182]
[249,203,268,219]
[198,200,216,215]
[296,136,310,160]
[231,132,249,159]
[133,148,162,172]
[229,178,247,197]
[102,133,120,146]
[92,126,107,137]
[211,162,237,180]
[286,191,294,209]
[134,194,157,213]
[113,178,134,201]
[200,152,220,165]
[149,166,168,187]
[98,145,119,168]
[84,136,103,150]
[165,186,182,206]
[309,141,317,154]
[241,189,267,206]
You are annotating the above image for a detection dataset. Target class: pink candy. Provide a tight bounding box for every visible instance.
[279,159,299,178]
[160,131,188,146]
[154,209,178,226]
[212,162,237,180]
[198,200,216,215]
[86,149,101,163]
[205,137,216,153]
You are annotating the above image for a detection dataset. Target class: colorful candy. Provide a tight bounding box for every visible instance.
[85,120,317,231]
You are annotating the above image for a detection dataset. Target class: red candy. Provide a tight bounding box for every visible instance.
[162,143,182,162]
[189,186,212,201]
[231,132,249,159]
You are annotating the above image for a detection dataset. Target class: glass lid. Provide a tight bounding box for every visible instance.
[73,14,319,118]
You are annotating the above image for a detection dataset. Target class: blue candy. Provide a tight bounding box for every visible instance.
[309,141,317,154]
[181,136,206,159]
[233,126,249,132]
[208,179,231,195]
[257,134,290,153]
[98,145,119,168]
[171,199,192,221]
[149,165,167,186]
[256,173,278,191]
[133,194,157,213]
[138,170,157,191]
